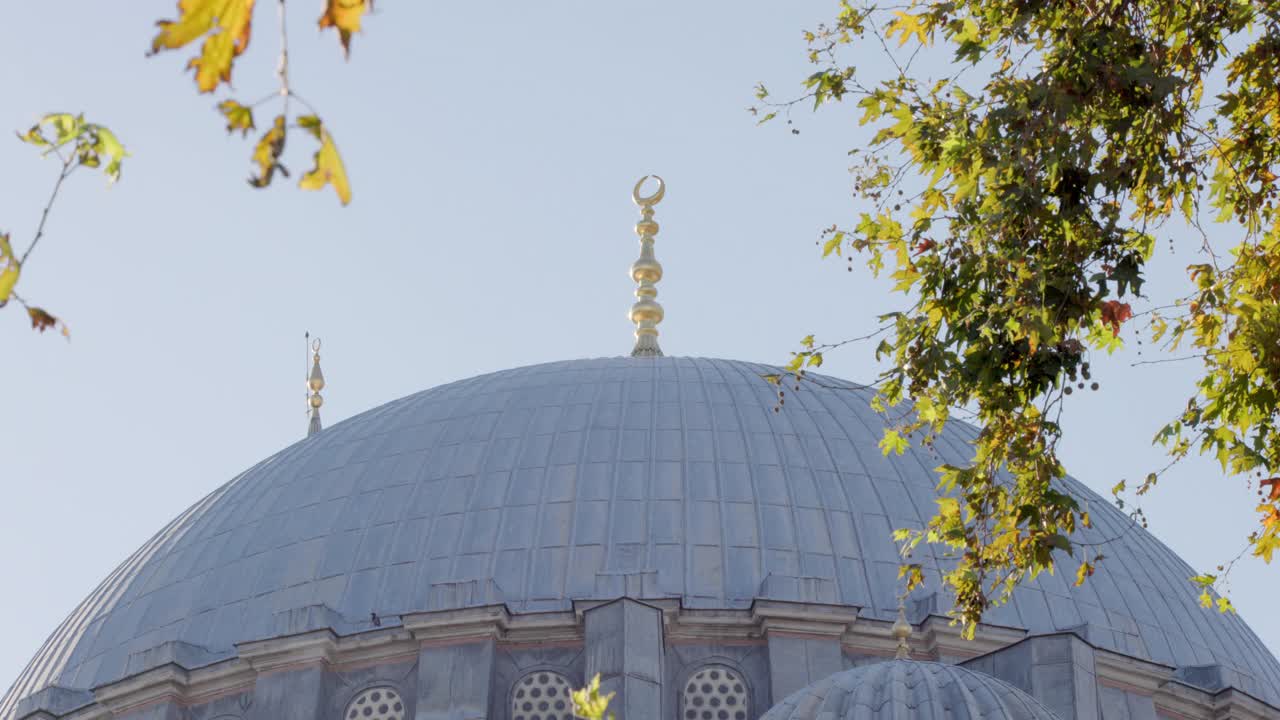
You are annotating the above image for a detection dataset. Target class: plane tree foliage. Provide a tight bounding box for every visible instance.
[756,0,1280,635]
[3,0,370,333]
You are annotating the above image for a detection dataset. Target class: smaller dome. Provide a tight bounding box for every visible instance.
[761,660,1061,720]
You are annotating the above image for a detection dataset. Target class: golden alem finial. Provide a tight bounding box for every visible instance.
[892,601,913,660]
[306,335,325,437]
[630,175,665,357]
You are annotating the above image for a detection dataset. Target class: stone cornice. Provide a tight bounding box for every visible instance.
[753,600,860,639]
[1155,680,1280,720]
[916,615,1027,659]
[237,629,339,674]
[1094,645,1173,695]
[403,604,583,645]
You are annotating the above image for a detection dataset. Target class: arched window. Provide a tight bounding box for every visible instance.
[512,670,574,720]
[682,666,749,720]
[345,686,405,720]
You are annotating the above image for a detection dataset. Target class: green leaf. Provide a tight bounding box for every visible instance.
[1046,534,1072,554]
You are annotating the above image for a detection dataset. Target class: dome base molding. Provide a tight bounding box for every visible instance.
[14,599,1279,720]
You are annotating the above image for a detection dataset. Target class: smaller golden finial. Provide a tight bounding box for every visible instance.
[892,601,913,660]
[306,335,325,437]
[629,175,666,358]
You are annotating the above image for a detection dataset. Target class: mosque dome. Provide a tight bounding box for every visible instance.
[4,356,1279,720]
[4,180,1278,720]
[760,660,1062,720]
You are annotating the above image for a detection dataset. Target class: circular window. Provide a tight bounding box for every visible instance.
[512,671,574,720]
[345,687,405,720]
[682,666,748,720]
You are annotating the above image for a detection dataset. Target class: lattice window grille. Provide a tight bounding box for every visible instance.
[345,687,405,720]
[683,666,749,720]
[512,671,574,720]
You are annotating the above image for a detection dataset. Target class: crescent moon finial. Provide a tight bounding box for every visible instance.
[306,335,325,438]
[632,174,665,207]
[629,175,666,358]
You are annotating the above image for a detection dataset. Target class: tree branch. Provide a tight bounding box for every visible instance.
[20,150,78,267]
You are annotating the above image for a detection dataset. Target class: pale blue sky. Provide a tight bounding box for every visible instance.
[1,1,1274,689]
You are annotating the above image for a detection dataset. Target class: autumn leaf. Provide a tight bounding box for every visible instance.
[1261,478,1280,501]
[17,114,127,182]
[822,232,844,258]
[87,126,127,183]
[570,674,615,720]
[219,99,256,136]
[249,115,288,188]
[879,428,910,456]
[1099,300,1133,337]
[885,11,929,47]
[319,0,373,57]
[17,124,49,147]
[27,307,69,338]
[296,115,351,205]
[1074,561,1094,586]
[0,233,20,307]
[150,0,257,93]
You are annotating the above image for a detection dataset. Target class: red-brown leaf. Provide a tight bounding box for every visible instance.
[28,306,69,338]
[1100,300,1133,337]
[1262,478,1280,502]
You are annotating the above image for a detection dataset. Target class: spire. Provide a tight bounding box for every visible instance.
[629,175,665,357]
[892,601,913,660]
[306,336,325,437]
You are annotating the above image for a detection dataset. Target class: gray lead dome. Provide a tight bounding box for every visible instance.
[3,356,1279,719]
[761,661,1062,720]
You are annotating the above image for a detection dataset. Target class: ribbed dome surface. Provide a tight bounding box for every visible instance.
[4,357,1279,718]
[761,661,1061,720]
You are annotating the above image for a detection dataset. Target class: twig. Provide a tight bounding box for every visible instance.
[20,151,78,266]
[277,0,291,116]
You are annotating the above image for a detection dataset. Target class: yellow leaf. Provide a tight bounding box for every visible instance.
[249,115,288,188]
[319,0,373,57]
[571,674,615,720]
[1074,561,1094,586]
[90,126,128,183]
[218,99,256,137]
[150,0,257,93]
[0,233,20,306]
[297,116,352,205]
[16,124,49,146]
[885,11,929,47]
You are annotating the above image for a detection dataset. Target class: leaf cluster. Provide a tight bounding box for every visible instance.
[763,0,1280,633]
[3,113,129,337]
[149,0,369,204]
